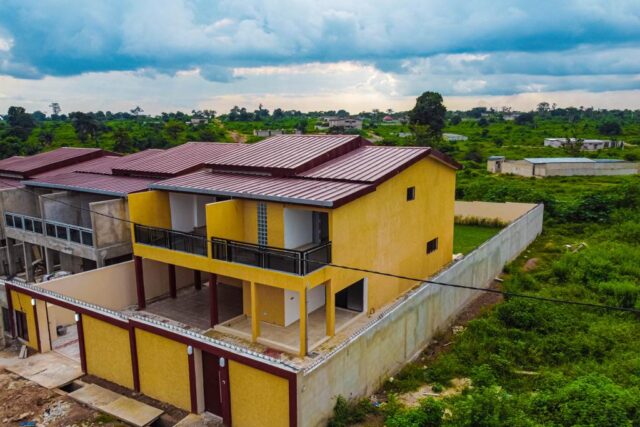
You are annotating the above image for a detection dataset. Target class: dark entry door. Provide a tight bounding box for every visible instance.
[202,352,222,416]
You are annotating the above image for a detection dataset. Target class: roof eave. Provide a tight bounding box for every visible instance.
[21,180,127,198]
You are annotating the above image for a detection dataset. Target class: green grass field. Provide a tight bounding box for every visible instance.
[453,224,501,255]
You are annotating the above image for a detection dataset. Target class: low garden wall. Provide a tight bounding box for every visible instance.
[298,203,544,427]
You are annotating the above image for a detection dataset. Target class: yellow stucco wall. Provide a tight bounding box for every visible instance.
[82,315,133,389]
[10,291,38,350]
[229,360,289,427]
[241,282,285,326]
[329,157,456,311]
[128,190,171,229]
[135,328,191,411]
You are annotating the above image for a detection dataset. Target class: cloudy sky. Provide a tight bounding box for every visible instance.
[0,0,639,115]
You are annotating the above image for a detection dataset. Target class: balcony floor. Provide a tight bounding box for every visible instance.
[142,283,243,331]
[218,307,360,352]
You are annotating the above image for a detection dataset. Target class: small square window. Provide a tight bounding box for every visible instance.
[406,187,416,201]
[427,238,438,254]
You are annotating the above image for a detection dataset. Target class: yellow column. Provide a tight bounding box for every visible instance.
[250,282,260,341]
[325,280,335,336]
[299,287,307,357]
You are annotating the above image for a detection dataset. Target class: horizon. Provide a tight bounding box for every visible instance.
[1,1,639,115]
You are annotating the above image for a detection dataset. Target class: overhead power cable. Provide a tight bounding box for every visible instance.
[1,177,638,315]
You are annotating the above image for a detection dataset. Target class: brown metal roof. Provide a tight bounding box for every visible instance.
[73,149,165,175]
[32,156,121,178]
[23,172,157,197]
[150,169,375,208]
[298,146,431,183]
[112,142,245,178]
[206,135,369,175]
[0,147,115,178]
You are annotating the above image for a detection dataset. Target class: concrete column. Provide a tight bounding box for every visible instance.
[209,274,218,327]
[326,280,335,337]
[250,282,259,342]
[134,256,146,309]
[194,270,202,291]
[6,239,22,276]
[96,255,105,269]
[44,248,55,274]
[168,264,177,299]
[299,287,307,357]
[22,242,34,282]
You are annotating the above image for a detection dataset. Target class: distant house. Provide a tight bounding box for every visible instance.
[326,117,363,130]
[382,115,394,122]
[443,133,468,142]
[487,156,638,177]
[503,113,520,121]
[254,129,285,137]
[187,118,209,125]
[544,138,624,151]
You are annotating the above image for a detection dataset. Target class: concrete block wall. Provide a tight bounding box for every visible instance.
[298,204,544,427]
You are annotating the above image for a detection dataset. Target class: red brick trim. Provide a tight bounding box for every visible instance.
[209,274,218,327]
[128,324,140,392]
[187,348,198,413]
[219,359,232,426]
[76,313,88,373]
[169,264,177,298]
[134,256,146,309]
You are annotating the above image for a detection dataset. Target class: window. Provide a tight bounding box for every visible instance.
[15,311,28,341]
[257,202,268,246]
[406,186,416,201]
[427,238,438,254]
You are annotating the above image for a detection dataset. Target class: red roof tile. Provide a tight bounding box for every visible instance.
[112,142,244,178]
[23,172,157,197]
[150,169,374,208]
[206,135,368,175]
[0,147,115,178]
[298,146,432,183]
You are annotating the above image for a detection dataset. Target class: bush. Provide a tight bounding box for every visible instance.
[598,281,640,309]
[328,396,374,427]
[531,374,640,427]
[385,398,444,427]
[446,386,534,427]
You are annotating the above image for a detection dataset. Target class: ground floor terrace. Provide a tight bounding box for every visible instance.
[131,259,365,356]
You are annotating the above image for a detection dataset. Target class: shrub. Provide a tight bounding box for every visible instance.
[328,396,374,427]
[385,398,444,427]
[598,281,639,309]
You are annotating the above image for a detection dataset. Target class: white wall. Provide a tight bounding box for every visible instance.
[284,284,326,327]
[170,193,216,232]
[284,208,313,249]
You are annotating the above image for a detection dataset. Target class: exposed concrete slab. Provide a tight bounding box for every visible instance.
[174,413,224,426]
[1,351,83,389]
[69,383,164,427]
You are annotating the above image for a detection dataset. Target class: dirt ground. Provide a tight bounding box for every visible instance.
[0,368,125,427]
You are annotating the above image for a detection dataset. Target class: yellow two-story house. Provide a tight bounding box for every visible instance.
[128,135,459,358]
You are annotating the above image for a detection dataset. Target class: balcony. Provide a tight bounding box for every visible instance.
[134,224,208,257]
[211,238,331,275]
[5,211,94,247]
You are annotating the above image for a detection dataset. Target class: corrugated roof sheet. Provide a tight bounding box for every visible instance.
[0,177,24,190]
[298,146,431,183]
[206,135,368,175]
[113,142,244,177]
[74,149,165,175]
[525,157,595,164]
[0,147,113,178]
[150,169,374,208]
[23,172,157,197]
[32,156,122,178]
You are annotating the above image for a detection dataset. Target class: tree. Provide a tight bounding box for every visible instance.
[130,106,144,117]
[38,128,55,146]
[515,112,535,125]
[113,128,133,152]
[563,137,584,156]
[537,102,550,114]
[450,115,462,125]
[49,102,61,117]
[164,120,186,142]
[69,112,102,145]
[478,117,489,127]
[408,91,446,146]
[31,111,47,121]
[6,106,36,140]
[598,121,622,136]
[272,108,285,120]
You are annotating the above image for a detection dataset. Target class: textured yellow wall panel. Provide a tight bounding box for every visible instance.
[135,328,191,411]
[267,203,284,247]
[229,360,289,427]
[207,199,245,241]
[329,157,456,311]
[242,200,258,244]
[10,291,38,351]
[128,190,171,229]
[256,283,285,326]
[82,315,133,389]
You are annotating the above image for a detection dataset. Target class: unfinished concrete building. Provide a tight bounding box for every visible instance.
[487,156,639,177]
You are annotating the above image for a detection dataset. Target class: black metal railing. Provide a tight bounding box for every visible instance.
[134,224,208,256]
[5,211,94,247]
[211,238,331,275]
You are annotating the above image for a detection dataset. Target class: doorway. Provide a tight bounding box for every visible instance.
[335,279,365,312]
[202,352,223,416]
